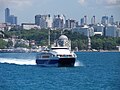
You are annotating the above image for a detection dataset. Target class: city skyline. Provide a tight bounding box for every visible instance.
[0,0,120,24]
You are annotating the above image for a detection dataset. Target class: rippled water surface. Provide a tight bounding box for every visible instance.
[0,52,120,90]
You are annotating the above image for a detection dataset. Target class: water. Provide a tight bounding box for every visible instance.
[0,52,120,90]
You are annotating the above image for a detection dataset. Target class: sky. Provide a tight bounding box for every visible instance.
[0,0,120,24]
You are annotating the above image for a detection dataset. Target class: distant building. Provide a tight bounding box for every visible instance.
[5,8,10,23]
[115,21,120,27]
[80,16,87,25]
[101,16,108,25]
[65,19,76,29]
[73,25,94,37]
[9,15,17,25]
[0,23,7,31]
[105,25,117,37]
[84,16,87,25]
[52,14,66,29]
[116,28,120,37]
[93,24,104,36]
[80,18,84,26]
[5,8,17,25]
[91,16,96,25]
[35,14,52,29]
[109,15,114,25]
[21,23,40,30]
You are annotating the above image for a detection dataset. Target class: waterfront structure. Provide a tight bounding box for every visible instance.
[5,8,17,25]
[116,46,120,51]
[35,14,52,29]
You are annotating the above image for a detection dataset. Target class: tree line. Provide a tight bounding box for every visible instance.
[0,29,120,50]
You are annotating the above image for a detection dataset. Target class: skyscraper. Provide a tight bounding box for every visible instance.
[35,14,52,28]
[91,16,96,25]
[80,18,84,26]
[5,8,17,25]
[65,19,76,29]
[101,16,108,25]
[5,8,10,23]
[109,15,114,25]
[80,16,87,25]
[9,15,17,25]
[84,15,87,25]
[52,14,66,29]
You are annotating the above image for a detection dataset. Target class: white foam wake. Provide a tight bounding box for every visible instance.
[0,58,36,65]
[74,60,84,67]
[0,58,84,67]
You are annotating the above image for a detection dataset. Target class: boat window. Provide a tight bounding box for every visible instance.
[42,55,50,58]
[68,55,72,57]
[57,54,72,57]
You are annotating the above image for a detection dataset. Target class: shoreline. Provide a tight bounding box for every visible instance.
[0,49,119,53]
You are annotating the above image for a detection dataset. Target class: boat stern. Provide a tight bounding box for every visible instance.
[58,58,75,67]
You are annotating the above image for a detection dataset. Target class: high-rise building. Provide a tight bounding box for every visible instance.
[91,16,96,25]
[35,14,52,28]
[93,24,104,36]
[80,18,84,26]
[5,8,17,25]
[80,16,87,25]
[9,15,17,25]
[117,28,120,37]
[109,15,114,25]
[105,25,117,37]
[101,16,108,25]
[73,25,94,37]
[52,14,66,29]
[5,8,10,23]
[65,19,76,29]
[84,15,87,25]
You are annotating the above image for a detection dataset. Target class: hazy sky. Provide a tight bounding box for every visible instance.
[0,0,120,24]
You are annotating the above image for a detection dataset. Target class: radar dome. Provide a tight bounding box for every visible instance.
[59,35,68,40]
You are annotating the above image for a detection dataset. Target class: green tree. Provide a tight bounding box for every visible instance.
[0,39,7,49]
[7,40,13,48]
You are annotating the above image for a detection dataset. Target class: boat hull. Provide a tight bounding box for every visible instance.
[36,58,75,67]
